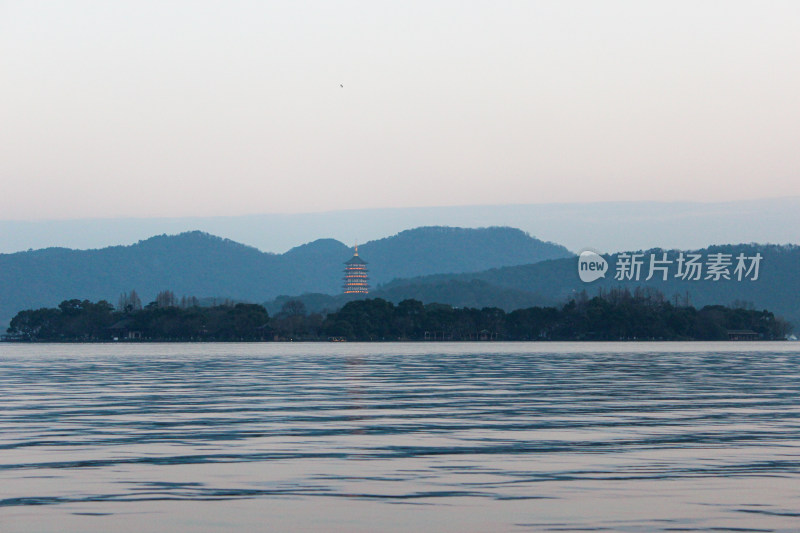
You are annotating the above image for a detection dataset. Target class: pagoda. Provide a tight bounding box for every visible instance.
[343,245,370,294]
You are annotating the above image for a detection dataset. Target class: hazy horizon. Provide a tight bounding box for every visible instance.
[1,196,798,256]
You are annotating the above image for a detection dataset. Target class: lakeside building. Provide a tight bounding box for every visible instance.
[343,245,369,294]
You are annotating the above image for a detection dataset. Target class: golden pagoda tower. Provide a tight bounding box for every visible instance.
[343,244,369,294]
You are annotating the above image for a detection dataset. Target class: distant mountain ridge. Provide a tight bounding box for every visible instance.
[367,243,800,328]
[3,197,799,256]
[263,243,800,333]
[0,226,571,328]
[357,226,569,281]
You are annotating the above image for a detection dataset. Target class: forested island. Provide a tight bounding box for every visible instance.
[3,288,791,342]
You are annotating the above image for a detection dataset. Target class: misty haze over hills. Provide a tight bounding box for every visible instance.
[1,197,798,255]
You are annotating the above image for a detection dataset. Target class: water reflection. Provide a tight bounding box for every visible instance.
[345,355,368,432]
[0,342,799,532]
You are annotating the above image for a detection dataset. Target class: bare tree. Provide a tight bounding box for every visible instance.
[118,290,142,313]
[156,290,177,308]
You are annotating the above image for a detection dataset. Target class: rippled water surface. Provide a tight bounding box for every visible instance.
[1,342,800,532]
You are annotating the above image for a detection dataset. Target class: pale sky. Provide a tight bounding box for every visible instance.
[2,1,799,221]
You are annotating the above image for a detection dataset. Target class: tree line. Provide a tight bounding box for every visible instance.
[4,288,791,342]
[322,288,790,341]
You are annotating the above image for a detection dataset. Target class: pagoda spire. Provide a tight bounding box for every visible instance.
[343,243,369,294]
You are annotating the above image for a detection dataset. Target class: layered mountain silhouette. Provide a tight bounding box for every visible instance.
[5,226,798,331]
[0,226,571,327]
[364,244,800,328]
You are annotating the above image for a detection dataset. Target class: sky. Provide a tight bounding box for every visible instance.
[2,1,800,221]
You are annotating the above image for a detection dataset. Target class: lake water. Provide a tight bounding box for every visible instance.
[1,342,799,532]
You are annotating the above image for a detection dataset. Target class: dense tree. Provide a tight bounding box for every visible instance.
[320,292,790,342]
[6,297,270,341]
[4,291,791,342]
